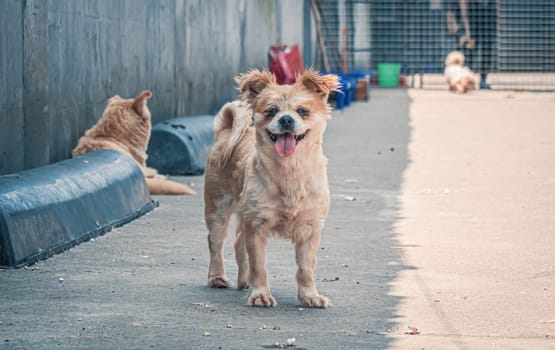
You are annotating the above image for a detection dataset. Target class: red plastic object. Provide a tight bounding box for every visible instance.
[399,75,408,88]
[269,44,304,85]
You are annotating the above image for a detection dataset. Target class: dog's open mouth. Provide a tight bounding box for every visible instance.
[267,130,308,157]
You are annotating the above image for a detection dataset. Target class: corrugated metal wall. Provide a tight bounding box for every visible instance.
[0,0,25,173]
[0,0,308,174]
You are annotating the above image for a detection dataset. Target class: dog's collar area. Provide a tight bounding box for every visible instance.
[267,130,308,144]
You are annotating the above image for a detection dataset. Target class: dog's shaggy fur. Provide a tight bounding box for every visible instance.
[72,91,194,195]
[444,51,479,93]
[204,69,339,308]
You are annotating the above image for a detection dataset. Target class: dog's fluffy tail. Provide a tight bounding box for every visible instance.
[212,101,251,167]
[146,177,196,195]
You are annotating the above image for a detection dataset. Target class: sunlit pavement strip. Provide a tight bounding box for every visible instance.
[388,90,555,350]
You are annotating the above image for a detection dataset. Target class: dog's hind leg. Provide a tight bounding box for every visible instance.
[142,167,159,178]
[234,224,249,290]
[206,195,233,288]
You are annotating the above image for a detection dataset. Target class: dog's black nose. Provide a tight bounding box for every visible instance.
[279,115,295,130]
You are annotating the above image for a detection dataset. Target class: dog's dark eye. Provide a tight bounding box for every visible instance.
[297,108,309,118]
[266,107,278,118]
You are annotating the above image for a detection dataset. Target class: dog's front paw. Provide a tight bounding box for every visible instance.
[299,294,330,308]
[248,289,277,307]
[208,275,231,288]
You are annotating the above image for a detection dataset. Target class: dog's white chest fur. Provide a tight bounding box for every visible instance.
[239,159,330,240]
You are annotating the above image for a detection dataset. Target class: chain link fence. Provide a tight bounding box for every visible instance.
[312,0,555,90]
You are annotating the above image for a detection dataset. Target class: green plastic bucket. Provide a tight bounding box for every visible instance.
[377,63,401,87]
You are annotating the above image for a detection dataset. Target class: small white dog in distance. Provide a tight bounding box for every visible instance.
[444,51,479,93]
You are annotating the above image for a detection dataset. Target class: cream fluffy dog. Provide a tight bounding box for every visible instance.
[444,51,479,93]
[204,69,339,308]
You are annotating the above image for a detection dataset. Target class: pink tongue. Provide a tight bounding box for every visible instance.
[274,133,296,157]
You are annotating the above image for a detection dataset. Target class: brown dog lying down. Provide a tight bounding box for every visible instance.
[72,91,195,195]
[204,69,339,308]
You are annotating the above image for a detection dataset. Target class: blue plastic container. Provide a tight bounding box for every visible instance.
[147,115,215,175]
[0,150,157,268]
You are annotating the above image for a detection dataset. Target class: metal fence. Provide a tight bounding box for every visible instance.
[312,0,555,90]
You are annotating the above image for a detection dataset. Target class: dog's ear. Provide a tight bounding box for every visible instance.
[235,69,276,106]
[297,69,340,100]
[132,90,152,118]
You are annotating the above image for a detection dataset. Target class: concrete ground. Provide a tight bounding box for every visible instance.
[1,89,554,349]
[412,73,555,91]
[389,89,555,349]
